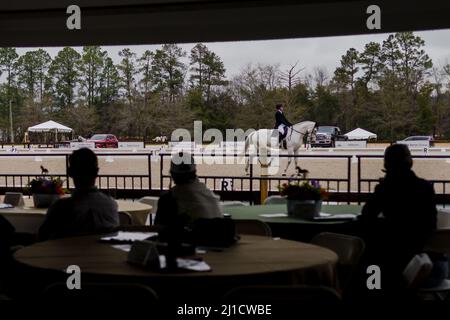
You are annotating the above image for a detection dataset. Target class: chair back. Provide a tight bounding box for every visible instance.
[437,209,450,229]
[311,232,365,292]
[118,211,133,226]
[403,253,433,289]
[138,196,159,225]
[311,232,365,266]
[3,192,25,207]
[224,285,341,304]
[263,195,287,205]
[190,218,238,247]
[138,196,159,214]
[234,219,272,237]
[41,282,159,301]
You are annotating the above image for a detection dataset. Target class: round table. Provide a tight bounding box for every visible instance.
[0,197,152,233]
[224,204,361,223]
[13,235,338,301]
[225,204,361,241]
[115,200,152,225]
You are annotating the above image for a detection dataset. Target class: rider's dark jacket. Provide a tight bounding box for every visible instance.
[274,110,292,128]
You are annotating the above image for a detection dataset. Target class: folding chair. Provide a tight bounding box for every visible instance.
[263,195,287,205]
[234,219,272,237]
[311,232,365,291]
[138,196,159,225]
[118,211,133,226]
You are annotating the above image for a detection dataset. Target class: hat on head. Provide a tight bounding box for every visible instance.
[170,152,196,174]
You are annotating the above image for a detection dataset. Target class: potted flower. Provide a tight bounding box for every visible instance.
[28,171,67,208]
[279,180,328,219]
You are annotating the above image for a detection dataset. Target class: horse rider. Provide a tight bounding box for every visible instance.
[274,103,292,148]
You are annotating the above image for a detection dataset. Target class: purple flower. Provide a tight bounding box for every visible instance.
[311,179,320,188]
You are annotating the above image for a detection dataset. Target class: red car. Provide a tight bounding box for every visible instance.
[88,134,119,148]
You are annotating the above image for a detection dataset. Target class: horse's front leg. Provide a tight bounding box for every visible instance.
[282,149,293,176]
[294,148,299,171]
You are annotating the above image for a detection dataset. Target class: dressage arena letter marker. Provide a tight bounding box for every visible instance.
[66,5,81,30]
[366,265,381,290]
[66,265,81,290]
[221,179,233,191]
[366,5,381,30]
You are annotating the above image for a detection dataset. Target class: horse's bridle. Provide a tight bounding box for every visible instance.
[289,126,313,138]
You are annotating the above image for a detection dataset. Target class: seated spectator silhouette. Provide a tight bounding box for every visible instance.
[0,215,14,264]
[155,152,223,229]
[358,144,437,291]
[38,148,119,241]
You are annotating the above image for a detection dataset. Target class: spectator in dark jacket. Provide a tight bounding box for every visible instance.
[38,148,119,241]
[0,215,14,262]
[358,144,437,291]
[0,215,14,294]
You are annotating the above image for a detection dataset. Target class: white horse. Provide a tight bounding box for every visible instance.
[244,121,316,175]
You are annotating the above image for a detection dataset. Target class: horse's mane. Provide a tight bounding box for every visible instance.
[292,120,315,128]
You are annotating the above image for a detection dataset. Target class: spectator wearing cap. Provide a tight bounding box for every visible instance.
[154,152,223,228]
[38,148,119,241]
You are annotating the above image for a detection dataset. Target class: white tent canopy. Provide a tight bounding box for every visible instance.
[27,120,72,133]
[344,128,377,140]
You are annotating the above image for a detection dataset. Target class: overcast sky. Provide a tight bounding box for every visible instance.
[17,29,450,80]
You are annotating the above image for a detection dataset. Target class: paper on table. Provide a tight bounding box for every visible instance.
[101,231,158,243]
[0,203,13,209]
[177,258,211,272]
[159,255,211,272]
[319,212,331,217]
[112,244,132,252]
[259,213,288,218]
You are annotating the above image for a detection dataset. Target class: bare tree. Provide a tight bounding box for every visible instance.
[280,61,304,91]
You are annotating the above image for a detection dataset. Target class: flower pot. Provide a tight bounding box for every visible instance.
[287,199,322,220]
[33,194,60,208]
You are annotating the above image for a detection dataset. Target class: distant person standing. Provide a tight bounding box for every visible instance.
[274,104,292,146]
[39,148,119,240]
[23,132,30,148]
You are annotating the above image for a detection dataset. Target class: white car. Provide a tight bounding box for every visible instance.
[402,136,434,145]
[398,136,434,148]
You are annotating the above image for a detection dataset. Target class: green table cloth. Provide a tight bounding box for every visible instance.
[224,204,362,224]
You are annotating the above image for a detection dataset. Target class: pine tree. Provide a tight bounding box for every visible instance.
[48,47,81,109]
